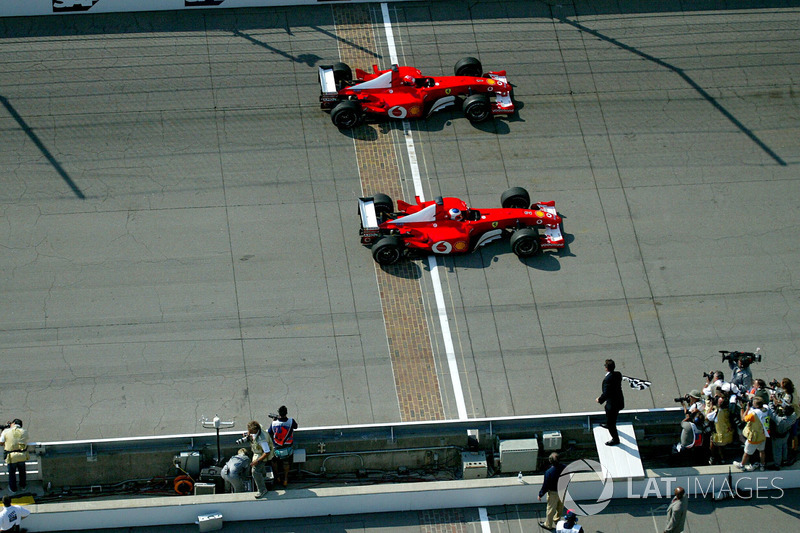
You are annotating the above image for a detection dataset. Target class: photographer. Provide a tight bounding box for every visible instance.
[0,420,29,494]
[673,404,704,459]
[220,448,251,493]
[734,397,769,471]
[269,406,298,488]
[705,391,734,465]
[243,420,274,499]
[769,405,796,470]
[702,371,729,399]
[748,379,770,405]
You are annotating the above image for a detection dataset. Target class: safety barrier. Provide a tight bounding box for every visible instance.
[0,0,409,19]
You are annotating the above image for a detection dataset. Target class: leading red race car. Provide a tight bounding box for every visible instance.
[358,188,564,265]
[319,57,514,129]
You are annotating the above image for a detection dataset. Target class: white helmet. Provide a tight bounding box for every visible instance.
[449,208,462,221]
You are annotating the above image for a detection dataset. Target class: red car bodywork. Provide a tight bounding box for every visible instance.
[320,62,514,127]
[358,193,564,264]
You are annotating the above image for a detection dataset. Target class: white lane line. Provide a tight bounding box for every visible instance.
[379,3,468,421]
[479,506,492,533]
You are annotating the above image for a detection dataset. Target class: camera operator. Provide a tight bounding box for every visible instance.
[705,391,734,465]
[770,378,799,412]
[734,397,769,471]
[728,355,753,395]
[242,420,274,499]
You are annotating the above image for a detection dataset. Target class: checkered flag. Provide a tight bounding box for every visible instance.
[622,375,652,390]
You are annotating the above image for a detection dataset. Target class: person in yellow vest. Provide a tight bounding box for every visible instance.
[0,420,29,494]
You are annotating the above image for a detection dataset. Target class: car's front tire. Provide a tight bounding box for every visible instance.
[331,100,363,129]
[501,187,530,209]
[463,94,491,123]
[510,228,541,258]
[372,236,404,265]
[454,57,483,77]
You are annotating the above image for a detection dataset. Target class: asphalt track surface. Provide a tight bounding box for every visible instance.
[1,0,800,530]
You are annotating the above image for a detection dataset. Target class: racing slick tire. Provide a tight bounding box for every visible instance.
[331,100,363,129]
[372,193,394,219]
[462,94,491,123]
[454,57,483,77]
[510,228,541,258]
[372,236,404,265]
[500,187,531,209]
[332,62,352,87]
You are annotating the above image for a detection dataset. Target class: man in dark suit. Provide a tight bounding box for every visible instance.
[596,359,624,446]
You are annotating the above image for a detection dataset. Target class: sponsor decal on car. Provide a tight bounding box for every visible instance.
[432,241,453,254]
[454,241,468,252]
[388,106,407,119]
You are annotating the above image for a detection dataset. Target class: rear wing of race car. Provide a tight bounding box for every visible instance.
[319,66,338,109]
[358,197,381,245]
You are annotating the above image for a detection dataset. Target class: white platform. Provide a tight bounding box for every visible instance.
[593,422,645,480]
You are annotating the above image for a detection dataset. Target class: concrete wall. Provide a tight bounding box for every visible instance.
[0,0,407,18]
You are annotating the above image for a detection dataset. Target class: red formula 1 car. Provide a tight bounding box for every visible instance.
[358,188,564,265]
[319,57,514,129]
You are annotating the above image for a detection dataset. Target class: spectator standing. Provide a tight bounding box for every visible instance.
[0,421,28,494]
[769,405,796,470]
[596,359,624,446]
[220,448,251,493]
[0,495,29,532]
[269,406,298,487]
[734,397,769,471]
[537,453,565,531]
[663,487,687,533]
[555,509,583,532]
[244,420,274,499]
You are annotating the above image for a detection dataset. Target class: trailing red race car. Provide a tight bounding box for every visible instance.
[319,57,514,129]
[358,188,564,265]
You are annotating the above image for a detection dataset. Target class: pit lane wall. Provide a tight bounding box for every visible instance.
[0,0,407,18]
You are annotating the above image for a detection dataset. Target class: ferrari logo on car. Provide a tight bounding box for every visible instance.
[492,221,499,228]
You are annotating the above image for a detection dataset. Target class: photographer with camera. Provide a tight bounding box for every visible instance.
[672,400,705,461]
[702,371,730,399]
[242,420,274,499]
[0,420,29,494]
[705,391,734,465]
[734,397,769,471]
[748,379,770,405]
[269,406,298,488]
[769,405,796,470]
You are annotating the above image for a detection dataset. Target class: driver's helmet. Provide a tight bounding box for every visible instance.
[402,75,415,85]
[449,208,463,221]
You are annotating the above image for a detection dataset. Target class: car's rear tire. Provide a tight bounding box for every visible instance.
[463,94,491,123]
[332,62,352,87]
[454,57,483,77]
[331,100,362,129]
[510,228,541,258]
[501,187,530,209]
[372,193,394,220]
[372,236,404,265]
